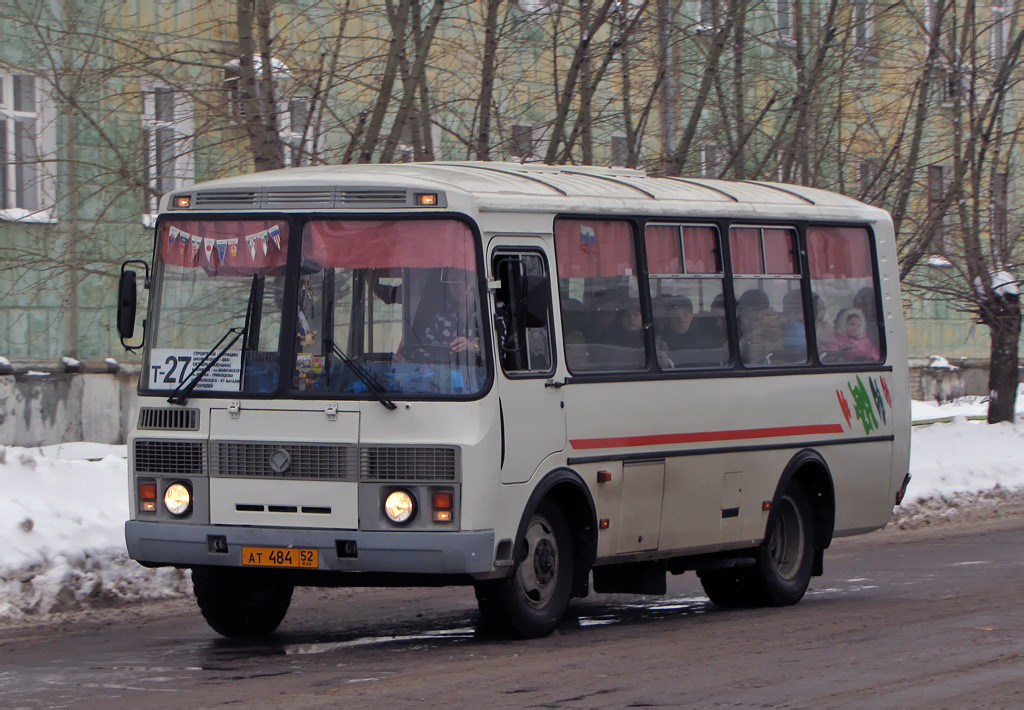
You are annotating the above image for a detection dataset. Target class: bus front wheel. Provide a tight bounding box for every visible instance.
[192,567,294,637]
[474,500,574,638]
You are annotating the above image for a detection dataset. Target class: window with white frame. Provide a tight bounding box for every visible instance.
[280,97,313,167]
[702,142,726,178]
[776,0,794,41]
[511,123,536,161]
[857,159,880,198]
[142,85,194,215]
[1,71,54,216]
[696,0,720,29]
[853,0,875,49]
[611,134,629,166]
[992,0,1010,60]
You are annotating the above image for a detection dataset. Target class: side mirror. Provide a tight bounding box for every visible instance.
[118,260,150,352]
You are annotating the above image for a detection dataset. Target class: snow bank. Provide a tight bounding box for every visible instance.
[2,396,1024,620]
[0,446,188,621]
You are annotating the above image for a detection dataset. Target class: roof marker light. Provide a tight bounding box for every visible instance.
[174,195,192,208]
[415,193,438,206]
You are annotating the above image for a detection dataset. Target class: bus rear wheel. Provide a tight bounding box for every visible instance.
[699,485,814,609]
[750,485,815,606]
[192,567,294,638]
[474,501,574,639]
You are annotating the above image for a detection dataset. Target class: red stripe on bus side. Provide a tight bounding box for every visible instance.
[568,423,846,451]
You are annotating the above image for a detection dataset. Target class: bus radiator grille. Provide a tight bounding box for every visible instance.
[359,446,459,482]
[134,440,207,475]
[210,442,358,481]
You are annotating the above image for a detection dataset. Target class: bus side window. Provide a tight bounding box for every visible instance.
[808,226,884,364]
[645,224,730,369]
[730,226,807,367]
[554,219,645,373]
[493,252,554,374]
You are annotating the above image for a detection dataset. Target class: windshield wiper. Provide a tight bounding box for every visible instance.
[325,338,397,410]
[167,275,261,406]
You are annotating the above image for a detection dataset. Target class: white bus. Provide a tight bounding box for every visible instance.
[117,162,911,639]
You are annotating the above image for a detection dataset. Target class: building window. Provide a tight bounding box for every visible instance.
[857,159,879,199]
[142,85,194,214]
[702,143,726,178]
[853,0,875,49]
[776,0,794,41]
[992,172,1009,242]
[611,134,629,166]
[928,164,948,254]
[1,72,44,213]
[280,98,313,167]
[696,0,720,29]
[511,123,536,161]
[992,1,1010,60]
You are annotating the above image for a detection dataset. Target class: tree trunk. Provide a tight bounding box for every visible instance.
[984,295,1021,423]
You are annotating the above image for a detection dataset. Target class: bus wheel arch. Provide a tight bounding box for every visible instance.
[474,469,596,638]
[773,449,836,558]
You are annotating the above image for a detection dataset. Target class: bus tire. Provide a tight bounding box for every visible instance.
[192,567,294,638]
[749,484,815,606]
[474,500,574,638]
[697,568,758,608]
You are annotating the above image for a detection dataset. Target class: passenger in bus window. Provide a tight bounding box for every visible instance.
[825,307,880,362]
[853,286,880,350]
[780,290,807,355]
[737,289,783,365]
[659,296,700,350]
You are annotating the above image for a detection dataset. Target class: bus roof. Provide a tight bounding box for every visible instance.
[164,161,885,219]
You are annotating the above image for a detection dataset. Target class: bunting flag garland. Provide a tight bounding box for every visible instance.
[168,225,281,265]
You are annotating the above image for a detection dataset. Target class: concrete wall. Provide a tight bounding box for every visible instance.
[0,368,139,447]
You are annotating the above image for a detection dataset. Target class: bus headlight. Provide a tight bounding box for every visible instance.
[384,489,416,525]
[164,482,192,516]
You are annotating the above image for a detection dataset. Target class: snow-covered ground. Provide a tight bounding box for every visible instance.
[2,393,1023,622]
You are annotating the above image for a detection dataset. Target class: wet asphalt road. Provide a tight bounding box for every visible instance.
[1,516,1022,709]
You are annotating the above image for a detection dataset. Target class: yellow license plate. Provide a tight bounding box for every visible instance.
[241,546,319,569]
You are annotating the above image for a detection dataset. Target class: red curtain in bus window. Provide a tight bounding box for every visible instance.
[158,219,289,276]
[807,226,872,278]
[764,228,798,274]
[555,219,636,278]
[729,227,763,274]
[645,225,682,274]
[304,219,477,272]
[682,226,720,274]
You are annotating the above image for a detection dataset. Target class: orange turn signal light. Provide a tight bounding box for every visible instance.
[139,482,157,512]
[174,195,191,208]
[432,490,453,522]
[762,501,772,511]
[415,193,438,206]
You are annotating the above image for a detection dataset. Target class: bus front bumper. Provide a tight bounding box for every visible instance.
[125,521,495,575]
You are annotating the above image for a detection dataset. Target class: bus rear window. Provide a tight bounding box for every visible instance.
[808,226,883,364]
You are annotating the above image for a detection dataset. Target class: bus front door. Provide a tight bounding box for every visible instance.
[491,247,566,484]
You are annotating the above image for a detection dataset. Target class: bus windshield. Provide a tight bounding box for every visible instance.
[292,218,487,397]
[145,218,289,396]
